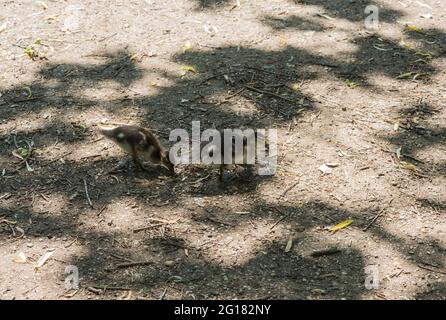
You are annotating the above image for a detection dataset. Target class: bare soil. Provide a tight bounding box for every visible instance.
[0,0,445,300]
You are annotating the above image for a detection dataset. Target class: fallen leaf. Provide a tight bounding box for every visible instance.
[399,38,413,49]
[412,73,428,80]
[415,51,433,59]
[373,45,391,51]
[326,162,340,167]
[12,150,25,161]
[180,65,197,73]
[24,47,38,60]
[13,252,28,264]
[69,192,78,200]
[203,24,218,35]
[317,13,334,20]
[168,275,183,283]
[399,162,417,171]
[0,219,16,225]
[279,35,288,46]
[43,15,59,22]
[35,249,55,270]
[25,161,34,172]
[396,72,416,79]
[0,21,7,33]
[337,150,350,158]
[182,41,193,53]
[290,83,302,91]
[164,260,175,267]
[284,237,293,253]
[311,288,326,294]
[345,79,357,88]
[405,24,423,33]
[414,58,427,64]
[18,147,29,157]
[329,219,353,232]
[15,226,25,237]
[65,289,79,298]
[36,1,48,9]
[395,147,402,159]
[319,164,332,174]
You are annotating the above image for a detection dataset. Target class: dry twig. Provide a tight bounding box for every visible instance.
[245,85,298,104]
[83,178,94,208]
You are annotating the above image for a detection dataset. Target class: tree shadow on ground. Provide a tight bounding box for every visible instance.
[415,282,446,300]
[1,3,445,298]
[378,100,445,178]
[193,0,231,10]
[261,14,327,32]
[2,181,442,298]
[294,0,402,23]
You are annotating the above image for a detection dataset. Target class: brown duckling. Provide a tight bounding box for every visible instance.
[99,124,175,175]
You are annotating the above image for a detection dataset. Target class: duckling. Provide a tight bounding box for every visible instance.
[98,124,175,175]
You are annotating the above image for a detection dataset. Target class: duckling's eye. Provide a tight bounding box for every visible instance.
[116,132,126,141]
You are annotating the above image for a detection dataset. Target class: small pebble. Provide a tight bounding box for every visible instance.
[164,260,175,267]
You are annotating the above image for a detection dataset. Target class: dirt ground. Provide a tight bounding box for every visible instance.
[0,0,445,300]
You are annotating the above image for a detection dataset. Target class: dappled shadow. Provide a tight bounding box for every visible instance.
[3,188,442,298]
[261,14,327,32]
[193,0,231,10]
[342,35,438,85]
[0,50,144,123]
[39,50,144,87]
[294,0,402,23]
[379,100,445,178]
[415,282,446,300]
[136,239,367,299]
[417,198,446,213]
[1,197,369,299]
[405,28,446,60]
[1,0,445,298]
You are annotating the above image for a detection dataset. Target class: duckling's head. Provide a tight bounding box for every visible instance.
[98,124,139,155]
[98,124,121,140]
[98,124,136,144]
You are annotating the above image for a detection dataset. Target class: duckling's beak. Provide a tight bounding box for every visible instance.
[163,160,175,175]
[163,150,175,175]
